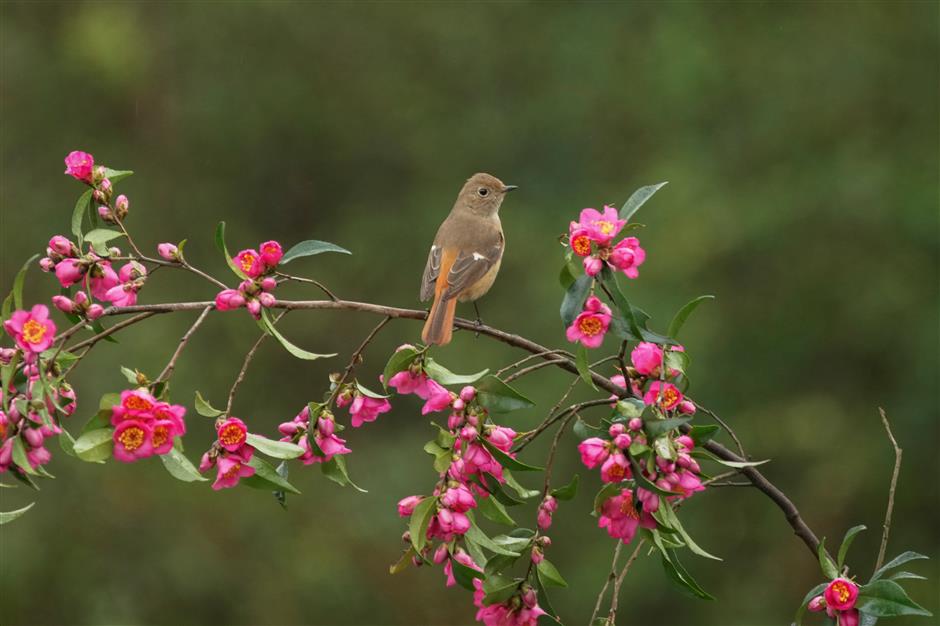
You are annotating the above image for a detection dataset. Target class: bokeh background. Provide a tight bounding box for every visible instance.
[1,2,937,625]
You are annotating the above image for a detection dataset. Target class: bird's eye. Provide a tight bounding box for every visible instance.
[478,188,489,197]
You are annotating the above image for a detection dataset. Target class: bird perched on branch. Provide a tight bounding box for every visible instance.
[420,173,518,346]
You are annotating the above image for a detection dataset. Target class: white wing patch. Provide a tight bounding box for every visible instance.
[472,252,485,261]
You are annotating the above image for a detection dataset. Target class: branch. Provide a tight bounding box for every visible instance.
[607,539,646,624]
[325,315,392,405]
[590,542,623,625]
[873,407,902,575]
[225,312,285,415]
[154,305,213,384]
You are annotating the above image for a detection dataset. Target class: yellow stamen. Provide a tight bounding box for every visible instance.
[124,395,153,412]
[239,254,256,272]
[594,220,615,235]
[571,235,592,256]
[578,316,603,337]
[152,425,169,449]
[219,424,245,447]
[118,426,146,452]
[619,493,639,519]
[21,320,47,344]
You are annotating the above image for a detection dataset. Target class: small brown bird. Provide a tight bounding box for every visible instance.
[420,173,517,346]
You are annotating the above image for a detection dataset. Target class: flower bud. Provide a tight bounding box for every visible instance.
[98,205,114,221]
[459,386,476,402]
[93,189,105,203]
[278,421,299,436]
[115,194,129,213]
[86,304,105,320]
[157,243,179,261]
[807,596,826,612]
[433,543,449,564]
[23,428,44,448]
[627,417,643,431]
[52,295,75,313]
[530,547,544,564]
[48,236,73,256]
[608,423,626,437]
[459,425,478,441]
[0,348,16,365]
[675,435,694,451]
[451,398,465,412]
[583,255,603,276]
[613,433,632,449]
[316,415,335,437]
[678,400,696,415]
[258,292,276,308]
[39,257,55,272]
[260,277,277,292]
[247,299,262,319]
[99,178,112,193]
[73,291,88,306]
[92,165,106,183]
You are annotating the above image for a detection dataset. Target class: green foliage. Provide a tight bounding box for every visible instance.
[279,239,351,264]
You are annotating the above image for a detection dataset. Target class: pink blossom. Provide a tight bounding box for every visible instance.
[54,258,85,287]
[258,292,276,308]
[630,342,663,376]
[627,417,643,431]
[86,304,104,320]
[234,249,264,278]
[678,400,696,415]
[824,578,859,611]
[576,205,626,245]
[577,437,610,469]
[104,284,138,307]
[838,609,860,626]
[486,425,516,452]
[600,452,631,483]
[643,381,683,411]
[675,435,694,450]
[444,549,481,587]
[569,228,593,257]
[419,379,453,414]
[113,420,154,462]
[537,508,553,530]
[212,451,255,490]
[64,151,94,182]
[152,402,187,436]
[397,495,423,517]
[613,433,632,449]
[441,484,477,512]
[118,261,146,283]
[4,305,57,353]
[609,237,646,279]
[150,420,176,455]
[460,386,476,402]
[49,235,74,256]
[304,431,351,463]
[435,508,470,536]
[674,470,705,498]
[598,489,656,544]
[388,370,428,396]
[89,262,119,300]
[246,299,262,319]
[214,289,245,311]
[566,295,612,349]
[39,257,55,272]
[157,243,179,261]
[52,295,75,314]
[217,417,249,452]
[259,240,283,267]
[583,256,603,276]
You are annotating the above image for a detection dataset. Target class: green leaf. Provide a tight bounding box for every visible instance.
[84,228,123,249]
[558,262,576,290]
[478,494,516,526]
[653,538,715,601]
[575,344,596,390]
[888,571,927,581]
[101,167,133,183]
[9,439,37,476]
[482,573,519,605]
[476,375,535,413]
[857,579,933,617]
[214,221,249,279]
[3,254,40,317]
[450,557,485,591]
[243,455,301,494]
[246,433,304,460]
[837,525,866,569]
[424,358,489,386]
[382,347,419,388]
[664,350,690,377]
[260,308,336,360]
[0,502,35,525]
[71,189,93,244]
[870,551,930,582]
[194,391,224,417]
[593,482,624,514]
[481,440,543,472]
[645,416,692,438]
[573,417,603,441]
[58,428,77,457]
[667,295,714,339]
[354,381,391,399]
[659,497,722,560]
[279,240,351,264]
[408,496,437,554]
[536,559,568,587]
[389,546,417,575]
[560,274,591,327]
[619,181,668,222]
[502,470,540,500]
[466,517,521,556]
[614,398,645,419]
[794,582,829,625]
[73,428,113,463]
[321,455,367,492]
[159,447,208,482]
[551,474,579,501]
[688,424,720,446]
[119,366,139,385]
[818,538,839,579]
[480,474,524,507]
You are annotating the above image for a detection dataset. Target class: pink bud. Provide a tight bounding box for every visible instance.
[86,304,104,320]
[530,547,544,564]
[317,416,335,437]
[613,433,632,449]
[522,588,538,608]
[433,543,449,564]
[93,189,105,203]
[115,194,129,212]
[459,386,476,402]
[0,348,16,364]
[98,205,113,220]
[157,243,179,261]
[24,428,44,448]
[678,400,696,415]
[808,596,826,612]
[260,277,277,292]
[537,509,553,530]
[627,417,643,431]
[397,495,422,517]
[583,256,603,276]
[608,423,626,437]
[247,299,262,318]
[99,178,112,193]
[258,292,276,307]
[39,257,55,272]
[278,421,299,436]
[541,495,558,513]
[48,236,73,256]
[675,435,694,450]
[459,425,478,441]
[447,413,464,431]
[52,295,75,313]
[451,398,465,412]
[73,291,88,305]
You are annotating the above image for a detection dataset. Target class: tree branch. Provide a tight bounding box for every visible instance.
[873,407,902,575]
[154,305,213,384]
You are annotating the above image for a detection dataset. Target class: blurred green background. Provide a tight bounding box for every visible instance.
[1,2,937,625]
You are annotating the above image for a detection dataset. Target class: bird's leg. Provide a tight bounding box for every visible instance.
[473,301,484,338]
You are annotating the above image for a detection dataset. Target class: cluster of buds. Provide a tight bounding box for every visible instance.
[109,389,187,463]
[808,578,860,626]
[567,205,646,278]
[40,234,148,309]
[199,417,256,490]
[472,578,546,626]
[536,495,558,530]
[277,405,351,464]
[214,240,284,319]
[0,374,76,475]
[628,342,695,414]
[64,151,129,223]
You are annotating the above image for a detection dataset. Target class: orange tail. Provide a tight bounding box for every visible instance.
[422,295,457,346]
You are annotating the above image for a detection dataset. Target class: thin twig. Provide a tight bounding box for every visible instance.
[225,312,286,415]
[608,539,646,624]
[873,407,902,575]
[503,358,570,383]
[695,402,747,459]
[325,316,392,406]
[276,272,339,301]
[514,398,612,452]
[153,305,213,384]
[590,542,623,625]
[65,312,157,352]
[495,349,572,377]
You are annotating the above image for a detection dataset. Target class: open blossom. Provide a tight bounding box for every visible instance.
[598,489,656,544]
[473,578,546,626]
[4,305,57,353]
[824,578,859,611]
[348,394,392,428]
[569,227,593,257]
[600,451,630,483]
[643,381,683,411]
[609,237,646,279]
[234,249,264,278]
[212,449,255,490]
[259,240,283,267]
[575,205,626,245]
[217,417,249,452]
[88,262,119,300]
[566,295,612,349]
[64,150,94,182]
[113,420,154,462]
[631,342,663,376]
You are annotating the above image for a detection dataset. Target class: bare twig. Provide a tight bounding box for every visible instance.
[154,305,213,384]
[873,407,902,575]
[503,358,570,383]
[695,402,746,459]
[66,312,157,352]
[325,316,392,405]
[496,349,573,377]
[590,542,623,625]
[608,539,646,624]
[513,398,612,452]
[225,312,286,415]
[276,272,339,301]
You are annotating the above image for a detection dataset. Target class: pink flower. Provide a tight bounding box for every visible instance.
[234,249,263,278]
[838,609,860,626]
[419,379,453,414]
[150,420,176,455]
[49,235,74,256]
[578,437,610,469]
[643,381,683,411]
[486,426,516,452]
[613,433,632,449]
[824,578,859,611]
[674,470,705,498]
[808,596,826,612]
[566,295,612,349]
[89,263,119,300]
[397,495,423,517]
[569,228,593,257]
[113,420,154,462]
[609,237,646,279]
[460,386,476,402]
[444,549,481,587]
[630,342,663,376]
[436,508,470,536]
[4,305,57,353]
[217,417,249,452]
[600,452,631,483]
[64,151,94,182]
[105,284,138,307]
[54,258,85,287]
[214,289,246,311]
[52,295,75,314]
[577,205,626,245]
[388,370,428,395]
[441,484,477,512]
[259,240,283,267]
[86,304,104,320]
[348,395,392,428]
[598,489,656,544]
[118,261,146,283]
[678,400,696,415]
[212,451,255,490]
[583,256,603,277]
[157,243,179,261]
[152,402,187,436]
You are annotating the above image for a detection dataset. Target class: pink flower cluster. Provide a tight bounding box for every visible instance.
[568,206,646,279]
[109,389,187,463]
[336,386,392,428]
[64,151,129,222]
[3,304,57,357]
[808,578,860,626]
[41,235,148,311]
[629,342,695,415]
[566,294,612,349]
[473,578,546,626]
[278,405,351,464]
[199,417,256,490]
[214,240,283,319]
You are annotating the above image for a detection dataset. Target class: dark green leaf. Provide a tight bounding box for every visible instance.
[870,551,930,582]
[321,454,367,492]
[558,262,576,289]
[389,546,417,574]
[482,573,519,605]
[660,548,715,600]
[645,416,692,438]
[244,455,301,494]
[354,381,391,399]
[466,517,521,556]
[481,440,543,472]
[260,308,336,360]
[560,274,591,327]
[551,474,579,501]
[619,182,668,222]
[857,579,933,617]
[246,433,304,460]
[408,496,437,553]
[818,538,839,579]
[667,295,714,339]
[382,347,419,389]
[837,525,866,569]
[450,556,484,591]
[575,344,596,390]
[71,189,93,243]
[424,358,489,386]
[476,376,535,413]
[573,417,603,441]
[536,559,568,587]
[72,428,113,463]
[214,221,248,280]
[159,447,208,482]
[0,502,35,525]
[102,167,134,183]
[194,391,224,417]
[4,254,40,316]
[280,240,351,264]
[688,424,720,446]
[477,494,516,526]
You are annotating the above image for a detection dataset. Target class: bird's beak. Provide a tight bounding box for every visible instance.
[502,185,519,193]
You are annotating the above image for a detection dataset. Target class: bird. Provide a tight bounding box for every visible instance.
[420,173,518,346]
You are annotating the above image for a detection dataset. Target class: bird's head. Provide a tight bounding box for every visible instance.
[457,172,517,216]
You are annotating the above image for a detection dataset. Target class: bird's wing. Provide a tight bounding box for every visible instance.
[442,240,504,300]
[420,244,442,302]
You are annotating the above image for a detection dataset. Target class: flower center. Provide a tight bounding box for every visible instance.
[21,320,47,344]
[118,426,146,452]
[594,220,614,235]
[219,424,246,447]
[0,422,7,439]
[607,462,626,481]
[571,235,592,256]
[660,388,679,409]
[832,582,850,603]
[223,461,242,479]
[125,396,153,412]
[578,316,603,336]
[152,424,169,448]
[239,254,256,272]
[619,493,639,519]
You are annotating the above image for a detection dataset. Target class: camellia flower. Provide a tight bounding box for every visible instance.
[54,258,85,288]
[643,381,683,411]
[89,262,119,300]
[631,342,663,376]
[212,449,255,490]
[575,205,626,245]
[348,394,392,428]
[4,305,57,353]
[598,489,656,544]
[566,295,612,349]
[64,150,94,182]
[113,419,154,462]
[824,578,859,611]
[609,237,646,279]
[569,227,594,257]
[259,240,283,267]
[217,417,249,452]
[837,609,860,626]
[397,495,423,517]
[577,437,610,469]
[600,451,630,483]
[234,249,264,278]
